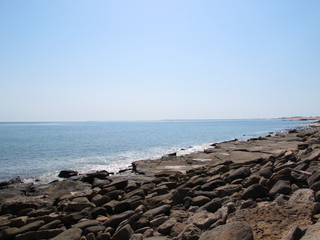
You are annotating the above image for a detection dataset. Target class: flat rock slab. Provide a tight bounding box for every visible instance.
[133,132,305,175]
[228,204,313,240]
[300,221,320,240]
[199,221,253,240]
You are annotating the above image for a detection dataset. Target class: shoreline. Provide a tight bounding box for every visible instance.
[0,120,316,184]
[1,122,320,239]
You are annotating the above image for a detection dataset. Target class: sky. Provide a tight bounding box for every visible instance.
[0,0,319,121]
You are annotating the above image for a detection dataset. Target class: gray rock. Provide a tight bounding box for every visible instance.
[240,200,257,209]
[308,171,320,187]
[201,180,225,191]
[282,226,306,240]
[0,227,20,240]
[18,220,45,234]
[267,168,292,189]
[214,184,242,197]
[130,233,144,240]
[300,221,320,240]
[72,220,100,230]
[199,221,253,240]
[242,184,268,200]
[104,210,135,229]
[198,199,222,213]
[257,167,273,179]
[150,216,169,227]
[269,180,292,198]
[39,219,62,230]
[58,170,78,178]
[112,224,133,240]
[173,224,201,240]
[310,181,320,192]
[289,189,315,204]
[51,228,82,240]
[158,218,177,235]
[191,196,211,206]
[143,204,171,217]
[227,167,251,182]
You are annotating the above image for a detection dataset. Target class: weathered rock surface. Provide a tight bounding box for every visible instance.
[1,125,320,240]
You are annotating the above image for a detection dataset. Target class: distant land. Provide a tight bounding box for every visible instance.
[275,116,320,121]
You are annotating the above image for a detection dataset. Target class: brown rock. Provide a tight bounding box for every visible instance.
[158,218,177,235]
[173,224,201,240]
[111,224,133,240]
[199,221,253,240]
[51,228,82,240]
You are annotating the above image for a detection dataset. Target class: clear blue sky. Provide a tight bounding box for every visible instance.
[1,0,319,121]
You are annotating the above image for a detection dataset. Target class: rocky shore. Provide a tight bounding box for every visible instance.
[1,122,320,240]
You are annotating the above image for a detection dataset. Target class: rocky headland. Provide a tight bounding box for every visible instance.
[1,122,320,240]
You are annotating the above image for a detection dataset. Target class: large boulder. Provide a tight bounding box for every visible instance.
[199,221,253,240]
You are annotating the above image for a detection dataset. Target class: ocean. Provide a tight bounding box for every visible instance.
[0,120,309,183]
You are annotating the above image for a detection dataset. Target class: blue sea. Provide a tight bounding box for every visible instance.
[0,120,310,183]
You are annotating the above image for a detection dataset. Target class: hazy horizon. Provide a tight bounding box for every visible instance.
[1,1,319,121]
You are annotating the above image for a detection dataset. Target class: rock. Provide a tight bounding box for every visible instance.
[240,200,257,209]
[0,227,20,240]
[201,180,225,191]
[130,233,144,240]
[72,220,100,230]
[18,220,45,234]
[109,180,129,190]
[242,184,268,200]
[58,170,78,178]
[83,225,106,236]
[214,184,242,197]
[171,188,190,205]
[242,175,261,188]
[191,196,211,206]
[80,171,109,184]
[51,228,82,240]
[92,178,111,188]
[311,181,320,192]
[150,216,169,228]
[112,224,133,240]
[143,204,171,217]
[267,168,292,189]
[104,210,135,229]
[158,218,177,235]
[40,219,62,230]
[170,222,186,238]
[197,199,222,213]
[300,221,320,240]
[227,167,251,182]
[9,216,28,228]
[269,180,292,198]
[289,189,315,204]
[64,197,96,212]
[90,207,107,219]
[199,221,253,240]
[257,167,273,179]
[36,228,65,239]
[291,169,311,182]
[114,200,131,214]
[173,224,201,240]
[307,171,320,187]
[187,210,221,230]
[282,226,306,240]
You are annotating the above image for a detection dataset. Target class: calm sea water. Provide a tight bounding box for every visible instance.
[0,120,309,182]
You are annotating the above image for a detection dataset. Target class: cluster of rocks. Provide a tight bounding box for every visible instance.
[1,125,320,240]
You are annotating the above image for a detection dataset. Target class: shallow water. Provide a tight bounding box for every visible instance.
[0,120,309,182]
